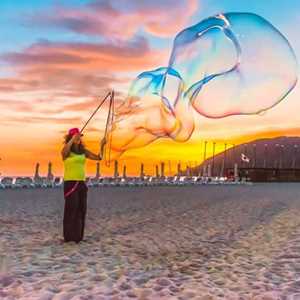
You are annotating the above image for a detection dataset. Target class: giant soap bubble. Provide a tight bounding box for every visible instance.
[170,13,298,118]
[109,13,297,156]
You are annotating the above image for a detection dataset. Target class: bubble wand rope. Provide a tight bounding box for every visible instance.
[103,90,115,167]
[109,91,115,165]
[80,91,112,134]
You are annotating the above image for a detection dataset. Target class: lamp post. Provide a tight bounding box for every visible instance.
[232,143,236,165]
[140,163,144,178]
[203,141,207,162]
[177,162,181,175]
[264,144,268,168]
[188,161,192,176]
[203,141,207,176]
[95,162,101,179]
[155,165,159,178]
[212,142,216,177]
[253,144,257,168]
[123,165,127,178]
[242,143,248,169]
[293,145,298,181]
[275,144,280,169]
[224,143,227,177]
[293,145,298,169]
[230,143,236,177]
[161,162,165,178]
[280,145,284,169]
[114,160,119,178]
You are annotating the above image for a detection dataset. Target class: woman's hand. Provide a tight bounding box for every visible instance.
[85,149,102,160]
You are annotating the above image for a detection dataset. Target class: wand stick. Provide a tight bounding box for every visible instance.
[104,90,115,166]
[80,91,112,134]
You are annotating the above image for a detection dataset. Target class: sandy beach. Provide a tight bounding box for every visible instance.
[1,183,300,299]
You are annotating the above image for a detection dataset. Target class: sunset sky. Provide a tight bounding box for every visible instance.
[1,0,300,177]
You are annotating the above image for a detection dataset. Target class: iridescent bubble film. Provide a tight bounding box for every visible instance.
[110,13,297,156]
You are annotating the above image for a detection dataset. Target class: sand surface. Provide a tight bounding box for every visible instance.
[1,183,300,299]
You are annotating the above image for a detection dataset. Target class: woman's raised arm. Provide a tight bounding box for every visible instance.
[84,149,102,161]
[61,134,78,160]
[85,138,107,160]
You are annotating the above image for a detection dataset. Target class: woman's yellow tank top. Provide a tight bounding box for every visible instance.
[63,152,86,181]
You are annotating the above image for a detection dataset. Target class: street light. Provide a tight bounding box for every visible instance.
[212,142,216,177]
[253,144,257,168]
[293,145,298,169]
[242,143,248,169]
[264,144,268,168]
[280,145,284,169]
[177,161,181,175]
[224,143,227,177]
[231,143,236,165]
[275,144,280,169]
[203,141,207,176]
[203,141,207,162]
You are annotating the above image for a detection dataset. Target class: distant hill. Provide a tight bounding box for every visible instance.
[191,136,300,176]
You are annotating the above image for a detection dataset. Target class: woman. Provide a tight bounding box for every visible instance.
[61,127,106,243]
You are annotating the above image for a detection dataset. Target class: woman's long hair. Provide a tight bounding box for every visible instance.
[64,134,85,155]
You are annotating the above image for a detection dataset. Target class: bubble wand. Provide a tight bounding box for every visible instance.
[80,91,112,134]
[103,90,115,167]
[79,90,114,167]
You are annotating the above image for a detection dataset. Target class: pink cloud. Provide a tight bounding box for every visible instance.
[0,36,169,111]
[0,38,168,114]
[27,0,199,39]
[0,0,198,130]
[1,115,83,126]
[0,99,33,111]
[1,37,167,73]
[0,36,169,130]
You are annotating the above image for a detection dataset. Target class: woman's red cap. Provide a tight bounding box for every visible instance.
[68,128,83,136]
